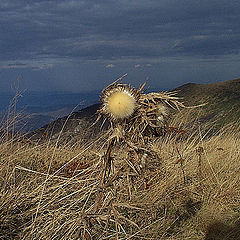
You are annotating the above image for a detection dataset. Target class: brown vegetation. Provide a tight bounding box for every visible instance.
[0,105,239,239]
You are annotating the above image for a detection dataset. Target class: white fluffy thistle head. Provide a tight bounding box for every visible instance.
[106,91,136,119]
[101,84,139,121]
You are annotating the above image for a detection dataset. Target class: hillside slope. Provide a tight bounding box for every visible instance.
[175,78,240,126]
[1,96,240,240]
[27,103,101,143]
[28,78,240,142]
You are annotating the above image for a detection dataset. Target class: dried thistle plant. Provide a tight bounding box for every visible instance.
[97,75,186,184]
[98,76,185,142]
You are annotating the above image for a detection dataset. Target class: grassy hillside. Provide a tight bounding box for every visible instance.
[1,78,240,239]
[0,107,239,239]
[175,78,240,127]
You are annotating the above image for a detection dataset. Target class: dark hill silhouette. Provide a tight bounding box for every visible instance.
[27,103,102,143]
[27,78,240,142]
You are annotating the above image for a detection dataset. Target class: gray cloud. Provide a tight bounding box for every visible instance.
[0,0,240,93]
[1,0,240,63]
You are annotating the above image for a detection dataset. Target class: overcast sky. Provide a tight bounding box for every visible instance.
[1,0,240,93]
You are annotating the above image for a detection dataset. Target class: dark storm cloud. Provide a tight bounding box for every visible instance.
[1,0,240,65]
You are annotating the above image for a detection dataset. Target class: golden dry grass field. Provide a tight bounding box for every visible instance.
[0,107,239,240]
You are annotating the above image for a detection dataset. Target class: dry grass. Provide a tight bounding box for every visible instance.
[0,106,239,240]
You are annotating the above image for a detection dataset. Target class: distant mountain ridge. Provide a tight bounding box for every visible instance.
[28,78,240,142]
[175,78,240,101]
[0,90,100,132]
[27,103,101,143]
